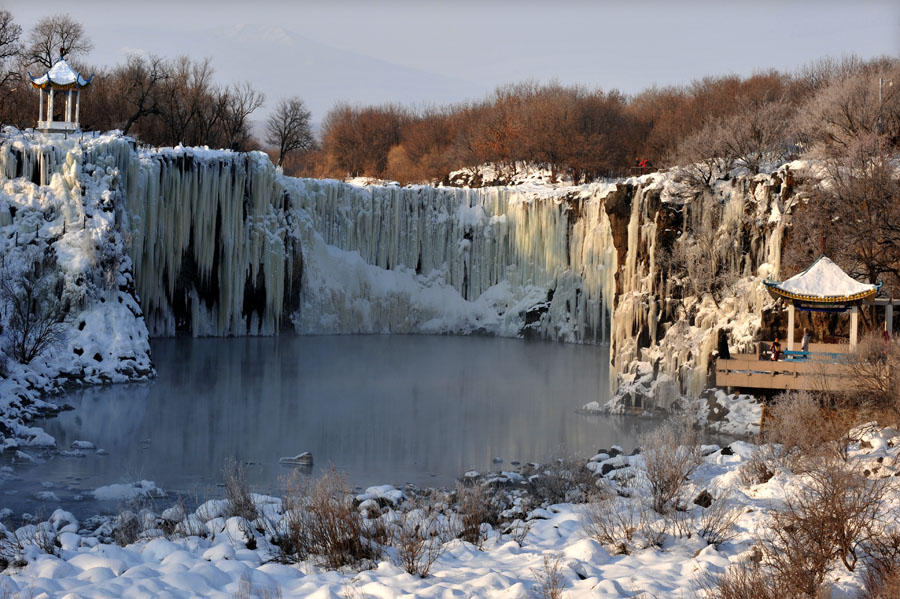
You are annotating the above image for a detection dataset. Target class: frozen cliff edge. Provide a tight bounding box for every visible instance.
[0,130,804,447]
[0,131,153,449]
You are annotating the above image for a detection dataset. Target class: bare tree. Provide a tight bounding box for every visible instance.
[25,13,92,69]
[156,56,215,145]
[115,53,169,135]
[674,116,735,188]
[793,135,900,290]
[722,97,797,172]
[0,10,22,119]
[221,81,265,150]
[0,248,66,364]
[266,96,315,167]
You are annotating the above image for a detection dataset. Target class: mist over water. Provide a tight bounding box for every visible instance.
[10,336,658,516]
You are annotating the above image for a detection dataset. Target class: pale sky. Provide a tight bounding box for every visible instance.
[4,0,899,125]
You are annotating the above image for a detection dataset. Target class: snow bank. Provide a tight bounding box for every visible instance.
[5,426,898,599]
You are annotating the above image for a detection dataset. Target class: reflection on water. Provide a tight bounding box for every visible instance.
[9,335,659,515]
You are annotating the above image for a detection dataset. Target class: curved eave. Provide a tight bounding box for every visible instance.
[28,74,93,90]
[764,280,882,304]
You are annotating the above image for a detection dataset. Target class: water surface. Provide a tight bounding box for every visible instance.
[8,335,657,516]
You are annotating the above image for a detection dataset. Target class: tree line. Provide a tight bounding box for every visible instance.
[0,12,314,165]
[306,56,900,186]
[0,11,897,192]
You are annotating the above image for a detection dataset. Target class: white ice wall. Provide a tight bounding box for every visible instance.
[286,179,619,342]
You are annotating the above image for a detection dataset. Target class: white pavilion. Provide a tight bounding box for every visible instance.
[28,52,93,133]
[764,256,882,351]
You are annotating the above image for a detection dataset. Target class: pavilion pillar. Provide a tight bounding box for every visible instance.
[787,303,796,351]
[48,89,54,123]
[850,306,859,351]
[65,90,72,122]
[38,89,43,123]
[75,91,80,127]
[887,303,894,337]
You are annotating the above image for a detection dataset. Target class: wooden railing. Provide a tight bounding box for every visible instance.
[715,353,861,391]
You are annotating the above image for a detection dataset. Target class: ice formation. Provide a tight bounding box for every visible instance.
[0,130,801,423]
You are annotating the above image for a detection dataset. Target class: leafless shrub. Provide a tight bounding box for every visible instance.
[276,467,380,569]
[581,493,649,555]
[233,577,283,599]
[764,391,859,466]
[861,527,900,599]
[113,509,140,546]
[529,453,595,505]
[0,248,67,365]
[764,459,892,596]
[700,560,780,599]
[223,458,258,522]
[532,553,566,599]
[737,447,776,486]
[863,569,900,599]
[670,505,695,539]
[847,333,900,423]
[639,414,702,513]
[503,519,532,547]
[389,499,447,578]
[697,492,741,548]
[453,482,503,548]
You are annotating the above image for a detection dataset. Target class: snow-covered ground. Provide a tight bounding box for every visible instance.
[2,426,898,598]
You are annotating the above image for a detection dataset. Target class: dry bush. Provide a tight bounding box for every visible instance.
[697,492,741,548]
[639,414,702,514]
[580,493,664,555]
[764,459,892,595]
[862,528,900,599]
[224,457,258,522]
[113,509,141,546]
[503,519,532,547]
[700,560,780,599]
[581,493,634,554]
[0,248,67,365]
[529,453,595,505]
[233,577,283,599]
[389,499,447,578]
[863,570,900,599]
[453,482,503,548]
[277,468,381,569]
[847,333,900,424]
[764,391,859,466]
[532,553,566,599]
[737,447,776,486]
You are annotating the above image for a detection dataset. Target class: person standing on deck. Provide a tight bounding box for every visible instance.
[801,328,811,355]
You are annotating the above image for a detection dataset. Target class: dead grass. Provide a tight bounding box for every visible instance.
[532,553,566,599]
[224,457,258,522]
[697,492,741,548]
[275,467,381,569]
[453,482,503,548]
[639,413,702,514]
[764,459,892,595]
[389,498,448,578]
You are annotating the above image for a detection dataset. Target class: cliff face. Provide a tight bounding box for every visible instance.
[605,170,795,411]
[0,132,801,416]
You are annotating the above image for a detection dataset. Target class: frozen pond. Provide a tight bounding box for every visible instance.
[7,335,658,516]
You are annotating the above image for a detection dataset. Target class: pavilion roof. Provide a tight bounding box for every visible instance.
[28,57,93,90]
[764,256,880,304]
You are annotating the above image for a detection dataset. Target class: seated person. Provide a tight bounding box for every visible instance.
[770,340,782,361]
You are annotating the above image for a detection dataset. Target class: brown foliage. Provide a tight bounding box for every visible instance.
[276,468,381,569]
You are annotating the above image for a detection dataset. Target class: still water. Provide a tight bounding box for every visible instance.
[8,335,658,516]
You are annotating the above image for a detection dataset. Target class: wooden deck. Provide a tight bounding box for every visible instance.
[715,347,860,392]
